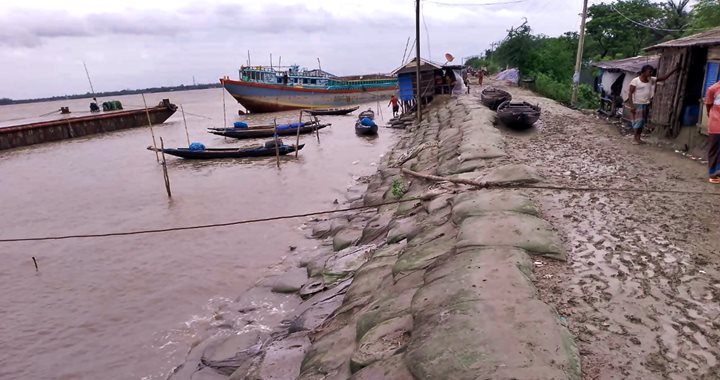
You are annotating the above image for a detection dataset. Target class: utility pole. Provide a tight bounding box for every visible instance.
[415,0,422,123]
[571,0,589,106]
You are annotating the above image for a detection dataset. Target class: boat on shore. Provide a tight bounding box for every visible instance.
[148,140,304,159]
[221,65,398,113]
[304,106,359,116]
[496,101,541,130]
[208,121,330,139]
[0,99,177,151]
[480,87,512,110]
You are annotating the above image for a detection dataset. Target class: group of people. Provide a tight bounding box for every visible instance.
[627,64,718,183]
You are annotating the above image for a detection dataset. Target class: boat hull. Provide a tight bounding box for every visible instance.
[151,144,304,159]
[305,106,359,116]
[496,101,541,131]
[222,79,398,113]
[208,124,328,139]
[0,101,177,151]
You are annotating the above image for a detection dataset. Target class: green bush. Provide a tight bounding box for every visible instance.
[531,73,599,110]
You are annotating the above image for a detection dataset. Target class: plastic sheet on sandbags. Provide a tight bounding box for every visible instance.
[452,69,466,96]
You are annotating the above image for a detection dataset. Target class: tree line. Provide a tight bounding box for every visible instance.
[466,0,720,108]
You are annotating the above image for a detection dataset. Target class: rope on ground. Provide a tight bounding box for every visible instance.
[0,196,430,243]
[400,168,720,197]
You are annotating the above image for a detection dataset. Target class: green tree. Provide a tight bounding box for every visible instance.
[0,98,12,105]
[585,0,664,59]
[492,20,539,73]
[689,0,720,31]
[661,0,691,40]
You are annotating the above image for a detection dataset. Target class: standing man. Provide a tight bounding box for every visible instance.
[627,64,680,144]
[705,81,720,184]
[388,95,400,117]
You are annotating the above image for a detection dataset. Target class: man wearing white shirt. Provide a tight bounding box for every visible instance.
[627,64,680,144]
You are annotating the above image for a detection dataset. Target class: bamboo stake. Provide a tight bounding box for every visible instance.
[314,116,321,144]
[142,93,160,162]
[159,137,172,198]
[221,85,227,128]
[273,118,281,168]
[32,256,38,272]
[296,111,302,158]
[180,105,190,146]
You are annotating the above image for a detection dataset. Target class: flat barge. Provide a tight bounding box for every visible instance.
[0,99,177,151]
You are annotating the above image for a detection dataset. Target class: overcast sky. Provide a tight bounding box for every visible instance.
[0,0,589,99]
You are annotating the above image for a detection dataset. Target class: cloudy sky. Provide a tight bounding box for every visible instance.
[0,0,588,99]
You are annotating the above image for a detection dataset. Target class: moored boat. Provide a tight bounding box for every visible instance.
[221,64,398,113]
[355,109,378,136]
[147,140,304,159]
[496,101,541,130]
[480,87,512,110]
[208,121,330,139]
[304,106,359,116]
[0,99,177,151]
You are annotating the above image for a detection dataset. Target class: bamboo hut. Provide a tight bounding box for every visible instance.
[391,58,466,112]
[645,27,720,147]
[593,55,659,120]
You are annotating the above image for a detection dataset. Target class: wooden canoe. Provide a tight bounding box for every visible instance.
[496,101,541,130]
[304,106,359,116]
[207,123,329,139]
[147,143,304,159]
[480,87,512,110]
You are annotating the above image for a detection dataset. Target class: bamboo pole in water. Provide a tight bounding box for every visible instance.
[314,116,321,144]
[159,137,172,198]
[180,105,190,146]
[273,118,281,168]
[142,93,160,162]
[296,111,302,158]
[221,85,227,128]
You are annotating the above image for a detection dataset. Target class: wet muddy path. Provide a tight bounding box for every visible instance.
[494,84,720,379]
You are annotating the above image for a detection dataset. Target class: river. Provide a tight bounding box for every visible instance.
[0,89,398,380]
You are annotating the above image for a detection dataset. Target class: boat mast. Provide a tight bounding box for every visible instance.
[83,61,96,98]
[415,0,422,123]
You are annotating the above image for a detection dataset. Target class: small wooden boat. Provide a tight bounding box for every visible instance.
[207,121,329,139]
[496,101,541,130]
[358,109,375,120]
[304,106,359,116]
[147,141,305,159]
[355,121,378,135]
[480,87,512,110]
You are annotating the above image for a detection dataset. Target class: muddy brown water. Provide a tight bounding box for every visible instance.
[0,89,398,380]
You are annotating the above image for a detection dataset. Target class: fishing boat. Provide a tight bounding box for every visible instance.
[208,121,330,139]
[304,106,359,116]
[496,101,541,130]
[480,87,512,110]
[0,99,177,151]
[147,140,304,159]
[221,64,398,113]
[355,109,378,136]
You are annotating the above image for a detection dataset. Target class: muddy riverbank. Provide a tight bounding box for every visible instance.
[494,83,720,379]
[181,94,582,379]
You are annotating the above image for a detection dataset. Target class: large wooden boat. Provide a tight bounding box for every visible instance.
[496,101,541,130]
[148,142,304,159]
[0,99,177,151]
[480,87,512,110]
[221,65,398,113]
[207,121,330,139]
[304,106,359,116]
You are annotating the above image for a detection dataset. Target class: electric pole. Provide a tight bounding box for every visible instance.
[571,0,589,106]
[415,0,422,123]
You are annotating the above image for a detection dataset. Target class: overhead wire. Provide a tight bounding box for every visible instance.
[609,4,701,33]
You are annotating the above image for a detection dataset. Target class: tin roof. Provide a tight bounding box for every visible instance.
[646,27,720,50]
[391,57,445,75]
[593,55,660,73]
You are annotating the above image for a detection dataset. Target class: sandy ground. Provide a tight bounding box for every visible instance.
[478,82,720,379]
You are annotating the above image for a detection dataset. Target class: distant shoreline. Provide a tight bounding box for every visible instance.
[0,83,222,106]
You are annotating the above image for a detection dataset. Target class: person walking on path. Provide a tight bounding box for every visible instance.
[705,81,720,184]
[627,64,680,144]
[388,95,400,117]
